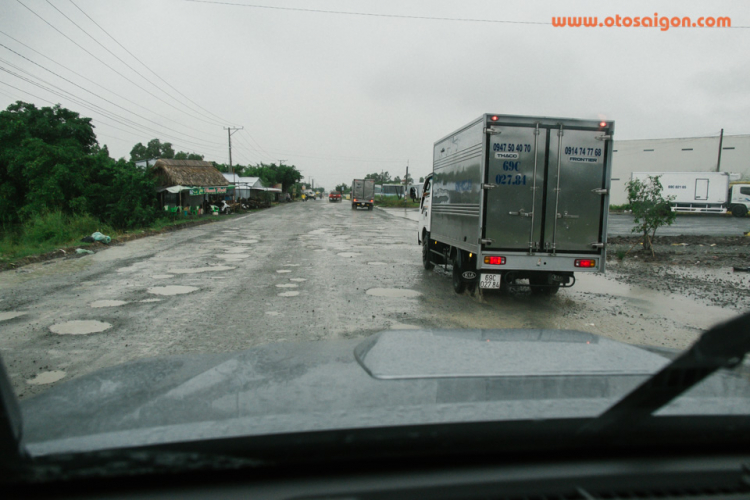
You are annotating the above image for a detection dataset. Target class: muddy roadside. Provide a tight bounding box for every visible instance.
[606,235,750,310]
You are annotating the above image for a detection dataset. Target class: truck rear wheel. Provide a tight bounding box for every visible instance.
[452,253,466,294]
[422,235,434,270]
[732,205,748,217]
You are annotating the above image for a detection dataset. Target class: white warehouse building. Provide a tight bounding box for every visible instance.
[609,134,750,206]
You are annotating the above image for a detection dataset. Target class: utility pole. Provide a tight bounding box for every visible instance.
[224,126,243,200]
[405,160,409,200]
[716,128,724,172]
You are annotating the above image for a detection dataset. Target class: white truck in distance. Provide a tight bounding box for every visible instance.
[630,171,749,217]
[351,179,375,210]
[419,113,614,295]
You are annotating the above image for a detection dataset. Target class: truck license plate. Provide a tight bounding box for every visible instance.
[479,274,501,289]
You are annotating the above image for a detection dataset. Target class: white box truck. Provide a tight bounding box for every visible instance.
[630,171,749,217]
[351,179,375,210]
[418,114,614,294]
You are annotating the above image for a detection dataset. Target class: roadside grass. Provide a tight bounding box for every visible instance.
[0,207,269,268]
[0,212,113,263]
[375,198,420,208]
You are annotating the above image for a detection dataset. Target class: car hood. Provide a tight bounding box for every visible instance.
[19,328,749,457]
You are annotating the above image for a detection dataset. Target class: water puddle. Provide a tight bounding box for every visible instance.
[223,248,250,254]
[151,274,174,279]
[275,284,299,288]
[90,300,128,308]
[368,262,387,266]
[236,240,259,244]
[265,311,280,316]
[170,266,235,274]
[26,370,66,385]
[276,269,292,273]
[0,311,27,321]
[221,230,239,234]
[216,254,249,260]
[338,252,361,258]
[139,298,162,303]
[278,291,300,297]
[573,273,737,331]
[289,278,307,282]
[50,320,112,335]
[147,285,199,296]
[366,288,422,298]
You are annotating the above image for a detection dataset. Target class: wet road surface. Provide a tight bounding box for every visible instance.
[0,200,742,399]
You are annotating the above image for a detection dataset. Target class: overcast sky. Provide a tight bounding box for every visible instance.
[1,0,748,189]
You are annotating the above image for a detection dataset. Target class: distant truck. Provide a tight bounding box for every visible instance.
[419,113,614,294]
[351,179,375,210]
[630,171,749,217]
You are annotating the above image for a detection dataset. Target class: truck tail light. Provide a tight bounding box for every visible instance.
[484,256,506,265]
[369,199,373,202]
[491,115,498,121]
[353,199,357,202]
[575,259,597,268]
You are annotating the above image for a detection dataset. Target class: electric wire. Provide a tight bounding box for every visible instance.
[15,0,227,128]
[0,46,224,149]
[68,0,235,127]
[45,0,227,128]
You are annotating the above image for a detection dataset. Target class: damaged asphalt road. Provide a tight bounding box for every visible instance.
[1,201,747,400]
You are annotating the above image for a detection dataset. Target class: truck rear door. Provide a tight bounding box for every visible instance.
[543,128,608,253]
[484,122,608,254]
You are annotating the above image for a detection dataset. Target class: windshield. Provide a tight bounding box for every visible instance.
[0,0,749,468]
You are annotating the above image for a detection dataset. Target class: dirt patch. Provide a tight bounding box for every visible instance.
[606,235,750,310]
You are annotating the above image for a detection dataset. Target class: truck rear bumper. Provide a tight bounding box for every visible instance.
[479,252,604,273]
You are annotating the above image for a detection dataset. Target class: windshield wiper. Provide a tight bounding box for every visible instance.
[580,312,750,435]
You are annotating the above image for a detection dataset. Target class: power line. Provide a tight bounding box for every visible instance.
[0,46,224,149]
[45,0,227,128]
[0,65,226,154]
[183,0,548,25]
[0,79,224,158]
[68,0,235,127]
[0,30,225,139]
[15,0,227,128]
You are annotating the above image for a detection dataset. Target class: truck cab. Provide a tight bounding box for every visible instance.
[728,184,750,217]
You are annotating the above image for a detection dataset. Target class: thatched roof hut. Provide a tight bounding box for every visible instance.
[152,159,229,188]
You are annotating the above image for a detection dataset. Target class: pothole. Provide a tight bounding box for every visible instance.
[278,291,300,297]
[275,284,299,288]
[147,285,199,296]
[90,300,128,308]
[26,370,66,385]
[50,320,112,335]
[276,269,292,273]
[338,252,361,258]
[170,266,235,274]
[223,248,249,254]
[0,311,27,321]
[365,288,422,298]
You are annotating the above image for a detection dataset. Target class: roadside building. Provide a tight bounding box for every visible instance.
[610,134,750,205]
[152,159,230,212]
[222,173,282,201]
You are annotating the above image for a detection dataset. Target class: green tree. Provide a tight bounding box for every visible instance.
[174,151,204,160]
[626,175,676,253]
[0,102,97,223]
[129,138,175,162]
[0,101,160,228]
[335,183,350,194]
[365,171,391,185]
[419,176,424,183]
